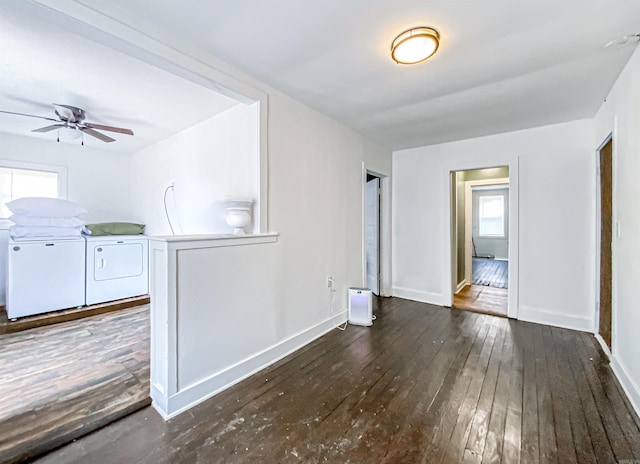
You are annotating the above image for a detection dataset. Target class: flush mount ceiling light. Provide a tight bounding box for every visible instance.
[391,26,440,64]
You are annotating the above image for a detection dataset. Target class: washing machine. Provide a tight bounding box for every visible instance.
[84,235,149,306]
[7,237,86,319]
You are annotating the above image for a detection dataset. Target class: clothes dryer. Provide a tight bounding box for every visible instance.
[84,235,149,305]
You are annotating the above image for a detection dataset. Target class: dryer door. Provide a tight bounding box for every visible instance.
[93,243,144,280]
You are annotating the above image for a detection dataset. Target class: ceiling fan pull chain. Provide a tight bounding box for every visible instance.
[82,133,84,146]
[57,130,60,143]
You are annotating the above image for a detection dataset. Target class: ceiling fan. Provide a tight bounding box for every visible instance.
[0,103,134,143]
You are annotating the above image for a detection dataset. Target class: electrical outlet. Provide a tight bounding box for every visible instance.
[326,276,333,288]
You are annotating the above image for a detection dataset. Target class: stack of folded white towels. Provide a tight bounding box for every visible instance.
[6,197,87,240]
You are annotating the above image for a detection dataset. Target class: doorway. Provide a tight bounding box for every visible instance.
[451,167,510,316]
[597,136,613,349]
[365,173,381,295]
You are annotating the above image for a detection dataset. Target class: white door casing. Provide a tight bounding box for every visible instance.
[442,156,519,319]
[365,177,380,294]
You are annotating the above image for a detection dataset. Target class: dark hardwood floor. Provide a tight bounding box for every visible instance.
[0,305,150,464]
[33,297,640,464]
[472,258,508,288]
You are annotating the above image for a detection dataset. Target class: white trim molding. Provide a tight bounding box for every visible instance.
[610,356,640,419]
[153,309,347,420]
[594,333,611,359]
[362,165,392,297]
[456,280,468,294]
[392,287,446,306]
[442,155,519,319]
[518,305,594,332]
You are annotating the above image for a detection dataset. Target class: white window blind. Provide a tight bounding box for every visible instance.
[478,195,505,237]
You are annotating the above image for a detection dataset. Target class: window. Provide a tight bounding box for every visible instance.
[0,161,67,219]
[478,195,505,237]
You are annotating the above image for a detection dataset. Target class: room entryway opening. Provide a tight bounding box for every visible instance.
[597,135,613,351]
[451,167,510,316]
[0,2,267,460]
[365,172,381,295]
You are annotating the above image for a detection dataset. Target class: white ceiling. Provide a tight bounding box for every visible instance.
[0,3,241,154]
[69,0,640,150]
[4,1,640,151]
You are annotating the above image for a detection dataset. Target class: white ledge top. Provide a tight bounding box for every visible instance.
[149,232,278,244]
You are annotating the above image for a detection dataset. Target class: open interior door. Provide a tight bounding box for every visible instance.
[365,177,380,295]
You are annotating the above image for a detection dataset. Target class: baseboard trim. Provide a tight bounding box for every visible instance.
[610,356,640,420]
[518,305,594,332]
[455,280,467,294]
[594,333,611,359]
[392,287,445,306]
[152,310,348,420]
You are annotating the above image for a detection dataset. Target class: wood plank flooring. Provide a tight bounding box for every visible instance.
[472,258,508,288]
[454,284,508,316]
[0,305,150,464]
[34,297,640,464]
[0,296,150,335]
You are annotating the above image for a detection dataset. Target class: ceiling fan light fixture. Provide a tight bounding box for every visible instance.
[58,125,82,141]
[391,26,440,64]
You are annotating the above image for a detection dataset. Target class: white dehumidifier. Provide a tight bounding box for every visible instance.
[348,287,373,326]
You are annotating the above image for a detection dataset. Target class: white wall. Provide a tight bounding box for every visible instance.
[10,0,394,418]
[20,0,392,315]
[0,133,134,305]
[594,45,640,416]
[0,133,135,222]
[393,119,595,331]
[150,89,392,417]
[268,89,391,334]
[130,103,258,236]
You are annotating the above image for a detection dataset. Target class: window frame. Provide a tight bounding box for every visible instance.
[0,159,68,224]
[478,194,506,238]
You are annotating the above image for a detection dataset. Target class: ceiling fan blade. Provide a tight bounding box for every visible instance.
[84,122,134,135]
[80,127,115,143]
[32,124,65,133]
[0,110,58,122]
